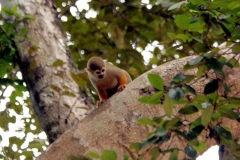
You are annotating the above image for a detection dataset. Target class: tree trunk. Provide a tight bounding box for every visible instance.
[1,0,94,143]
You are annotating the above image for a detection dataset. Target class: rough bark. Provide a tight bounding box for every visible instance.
[1,0,94,143]
[37,54,240,160]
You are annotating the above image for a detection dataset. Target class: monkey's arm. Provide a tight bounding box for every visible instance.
[96,87,108,106]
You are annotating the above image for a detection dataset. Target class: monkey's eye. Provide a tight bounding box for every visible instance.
[101,69,105,72]
[96,71,101,74]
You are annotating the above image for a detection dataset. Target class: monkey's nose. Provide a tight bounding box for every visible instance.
[98,75,104,79]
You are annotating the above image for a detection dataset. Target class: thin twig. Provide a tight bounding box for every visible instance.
[0,87,7,100]
[187,41,200,55]
[79,12,116,48]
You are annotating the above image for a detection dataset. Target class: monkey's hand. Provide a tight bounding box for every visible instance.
[117,85,126,92]
[97,99,106,106]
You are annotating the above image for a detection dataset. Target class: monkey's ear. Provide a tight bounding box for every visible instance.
[85,68,93,73]
[103,59,108,66]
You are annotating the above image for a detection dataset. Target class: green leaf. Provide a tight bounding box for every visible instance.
[154,128,167,137]
[179,105,198,114]
[15,84,27,92]
[183,84,196,95]
[173,73,186,82]
[20,28,28,35]
[10,91,18,102]
[212,112,221,121]
[52,60,66,67]
[163,94,174,118]
[184,146,197,159]
[187,138,199,146]
[209,58,223,73]
[22,151,34,158]
[168,87,184,101]
[183,75,196,83]
[174,14,190,30]
[129,143,141,152]
[222,62,233,69]
[188,56,204,65]
[137,118,154,126]
[148,91,164,104]
[188,21,204,33]
[140,136,158,149]
[147,74,164,90]
[124,154,129,160]
[193,142,207,152]
[173,99,188,104]
[204,79,219,94]
[223,83,231,92]
[148,147,160,159]
[12,6,18,13]
[84,151,100,159]
[167,32,176,39]
[169,149,179,160]
[203,52,214,59]
[221,97,240,104]
[228,1,240,10]
[138,91,164,105]
[176,34,192,42]
[218,22,232,38]
[173,130,189,142]
[153,116,163,124]
[101,150,117,160]
[197,65,208,78]
[0,59,9,78]
[2,6,20,17]
[138,96,149,104]
[165,118,182,130]
[217,104,239,109]
[232,43,240,54]
[156,134,170,145]
[190,17,198,24]
[193,95,208,103]
[71,73,87,88]
[188,125,204,138]
[9,137,23,148]
[229,58,240,67]
[214,125,232,140]
[208,92,218,104]
[217,108,239,119]
[201,105,214,127]
[28,139,45,149]
[190,117,201,129]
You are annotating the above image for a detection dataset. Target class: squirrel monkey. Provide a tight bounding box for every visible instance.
[86,56,132,106]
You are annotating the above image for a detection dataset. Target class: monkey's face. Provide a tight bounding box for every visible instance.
[86,56,107,80]
[94,67,106,79]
